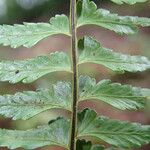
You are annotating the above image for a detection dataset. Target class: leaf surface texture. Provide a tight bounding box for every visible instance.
[78,36,150,73]
[77,0,150,34]
[0,52,71,83]
[79,76,150,110]
[110,0,147,4]
[0,82,72,120]
[0,118,70,149]
[77,109,150,148]
[0,15,70,48]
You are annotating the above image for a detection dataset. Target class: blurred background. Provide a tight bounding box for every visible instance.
[0,0,149,149]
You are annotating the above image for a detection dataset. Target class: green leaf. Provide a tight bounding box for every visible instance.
[77,109,150,148]
[110,0,148,4]
[0,14,70,48]
[0,118,70,149]
[78,36,150,73]
[77,0,150,34]
[76,140,105,150]
[79,76,150,110]
[0,82,72,120]
[0,51,72,83]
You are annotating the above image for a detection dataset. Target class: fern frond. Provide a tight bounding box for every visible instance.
[77,0,150,34]
[0,82,72,120]
[78,36,150,73]
[0,118,70,149]
[0,15,70,48]
[77,109,150,148]
[79,76,150,110]
[110,0,148,4]
[0,51,71,83]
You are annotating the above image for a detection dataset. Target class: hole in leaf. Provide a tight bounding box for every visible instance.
[15,70,20,74]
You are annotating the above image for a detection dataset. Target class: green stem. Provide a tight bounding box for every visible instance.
[70,0,78,150]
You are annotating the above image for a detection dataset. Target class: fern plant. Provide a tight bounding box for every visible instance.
[0,0,150,149]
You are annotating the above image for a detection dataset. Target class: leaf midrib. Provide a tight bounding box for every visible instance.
[78,58,148,65]
[77,17,137,28]
[79,130,147,136]
[2,66,72,73]
[0,102,70,108]
[1,135,68,149]
[0,31,70,38]
[80,93,146,100]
